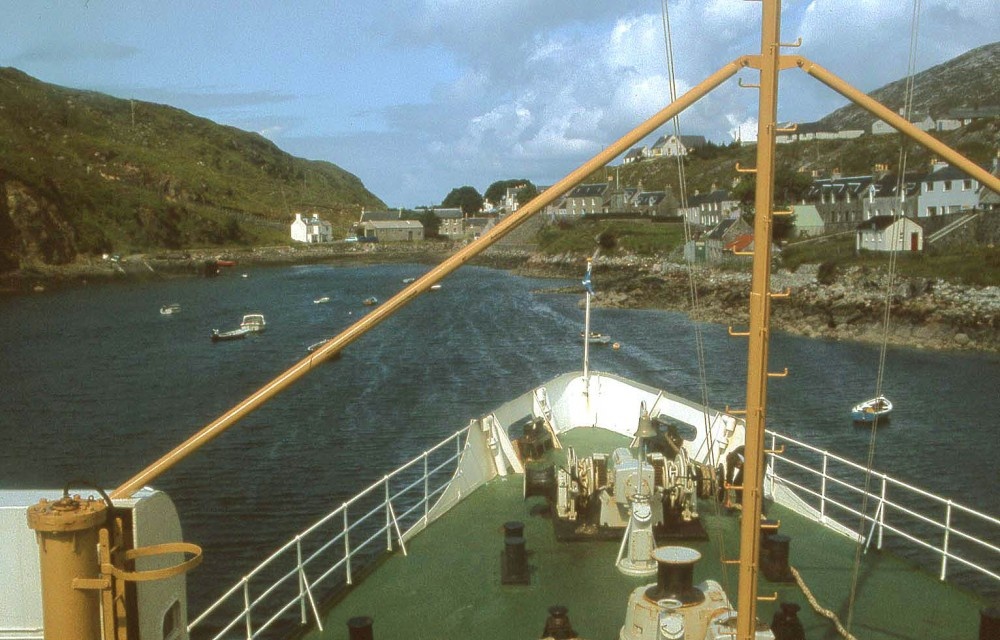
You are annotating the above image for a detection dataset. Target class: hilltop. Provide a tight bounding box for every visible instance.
[0,67,384,272]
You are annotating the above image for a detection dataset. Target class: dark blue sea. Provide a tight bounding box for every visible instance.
[1,263,998,612]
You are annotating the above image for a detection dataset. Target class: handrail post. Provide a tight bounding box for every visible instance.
[297,537,306,624]
[941,501,953,581]
[767,433,777,497]
[423,451,430,523]
[343,507,352,585]
[385,477,393,551]
[243,578,252,639]
[878,475,887,550]
[820,453,828,522]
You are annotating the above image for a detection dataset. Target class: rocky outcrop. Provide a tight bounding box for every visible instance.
[516,254,999,353]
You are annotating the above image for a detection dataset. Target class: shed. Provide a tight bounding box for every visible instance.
[358,220,424,242]
[856,216,923,252]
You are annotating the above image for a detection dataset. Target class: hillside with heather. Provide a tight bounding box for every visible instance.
[0,67,384,272]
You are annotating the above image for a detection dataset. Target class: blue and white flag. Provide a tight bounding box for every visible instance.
[582,262,594,295]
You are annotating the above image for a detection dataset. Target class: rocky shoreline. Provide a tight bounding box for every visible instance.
[3,243,998,354]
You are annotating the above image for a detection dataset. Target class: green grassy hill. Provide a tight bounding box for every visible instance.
[0,67,385,272]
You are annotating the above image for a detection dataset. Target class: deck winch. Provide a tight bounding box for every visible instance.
[524,406,716,541]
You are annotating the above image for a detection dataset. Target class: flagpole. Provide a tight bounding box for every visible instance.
[582,259,593,393]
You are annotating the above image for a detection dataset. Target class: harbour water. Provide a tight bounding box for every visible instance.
[1,263,998,614]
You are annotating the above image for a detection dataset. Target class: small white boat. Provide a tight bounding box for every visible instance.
[160,303,181,315]
[581,331,611,345]
[313,296,330,304]
[362,297,379,306]
[851,395,893,423]
[211,327,250,342]
[240,314,267,332]
[306,339,328,353]
[430,284,442,291]
[402,277,416,284]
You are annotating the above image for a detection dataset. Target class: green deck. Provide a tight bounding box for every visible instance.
[301,431,988,639]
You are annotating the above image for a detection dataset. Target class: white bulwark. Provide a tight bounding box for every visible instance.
[290,213,333,243]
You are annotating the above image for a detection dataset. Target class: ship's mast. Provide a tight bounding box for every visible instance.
[735,0,782,636]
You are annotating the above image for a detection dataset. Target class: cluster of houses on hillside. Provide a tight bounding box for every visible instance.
[291,156,998,260]
[617,109,1000,159]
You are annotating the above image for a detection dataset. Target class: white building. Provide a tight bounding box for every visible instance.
[856,216,923,252]
[290,213,333,243]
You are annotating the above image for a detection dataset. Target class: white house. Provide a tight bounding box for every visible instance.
[856,216,923,252]
[917,161,981,217]
[290,213,333,243]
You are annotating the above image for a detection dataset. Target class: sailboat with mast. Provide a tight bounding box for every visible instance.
[3,1,999,640]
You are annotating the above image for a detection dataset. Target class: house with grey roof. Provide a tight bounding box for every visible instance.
[647,134,706,158]
[431,207,464,237]
[856,216,923,252]
[563,183,611,217]
[872,110,935,135]
[357,219,424,242]
[861,172,921,220]
[917,161,981,217]
[623,147,646,164]
[290,213,333,243]
[680,188,739,227]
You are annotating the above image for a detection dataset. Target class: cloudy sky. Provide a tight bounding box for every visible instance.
[2,1,996,207]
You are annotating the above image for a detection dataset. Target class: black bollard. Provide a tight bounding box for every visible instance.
[501,529,529,585]
[541,605,577,639]
[981,605,1000,640]
[761,533,794,582]
[771,602,805,640]
[504,520,525,540]
[347,616,374,640]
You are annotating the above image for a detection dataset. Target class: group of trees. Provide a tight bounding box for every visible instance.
[440,179,539,214]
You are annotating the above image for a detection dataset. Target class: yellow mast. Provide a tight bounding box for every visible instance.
[734,0,781,636]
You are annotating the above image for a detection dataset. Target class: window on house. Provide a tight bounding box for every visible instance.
[943,181,952,191]
[925,182,934,191]
[927,206,937,216]
[963,179,973,190]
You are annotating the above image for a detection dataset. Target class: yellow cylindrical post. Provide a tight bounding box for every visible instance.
[26,495,107,640]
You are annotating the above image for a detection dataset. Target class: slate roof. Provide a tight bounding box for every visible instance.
[567,183,610,198]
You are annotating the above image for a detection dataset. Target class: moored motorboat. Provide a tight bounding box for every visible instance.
[313,296,330,304]
[581,330,611,344]
[159,303,181,315]
[210,327,250,342]
[851,395,893,423]
[362,296,379,306]
[240,313,266,332]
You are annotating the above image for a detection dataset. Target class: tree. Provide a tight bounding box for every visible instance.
[418,209,440,238]
[484,179,537,206]
[732,165,811,240]
[442,186,483,215]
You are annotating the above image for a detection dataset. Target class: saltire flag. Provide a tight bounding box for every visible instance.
[582,262,594,295]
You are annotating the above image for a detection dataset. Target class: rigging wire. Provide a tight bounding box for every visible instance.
[845,0,922,631]
[659,0,735,604]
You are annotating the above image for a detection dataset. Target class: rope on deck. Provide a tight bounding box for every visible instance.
[790,565,858,640]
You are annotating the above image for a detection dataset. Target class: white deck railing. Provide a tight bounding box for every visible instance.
[765,429,1000,586]
[187,427,469,640]
[188,425,1000,639]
